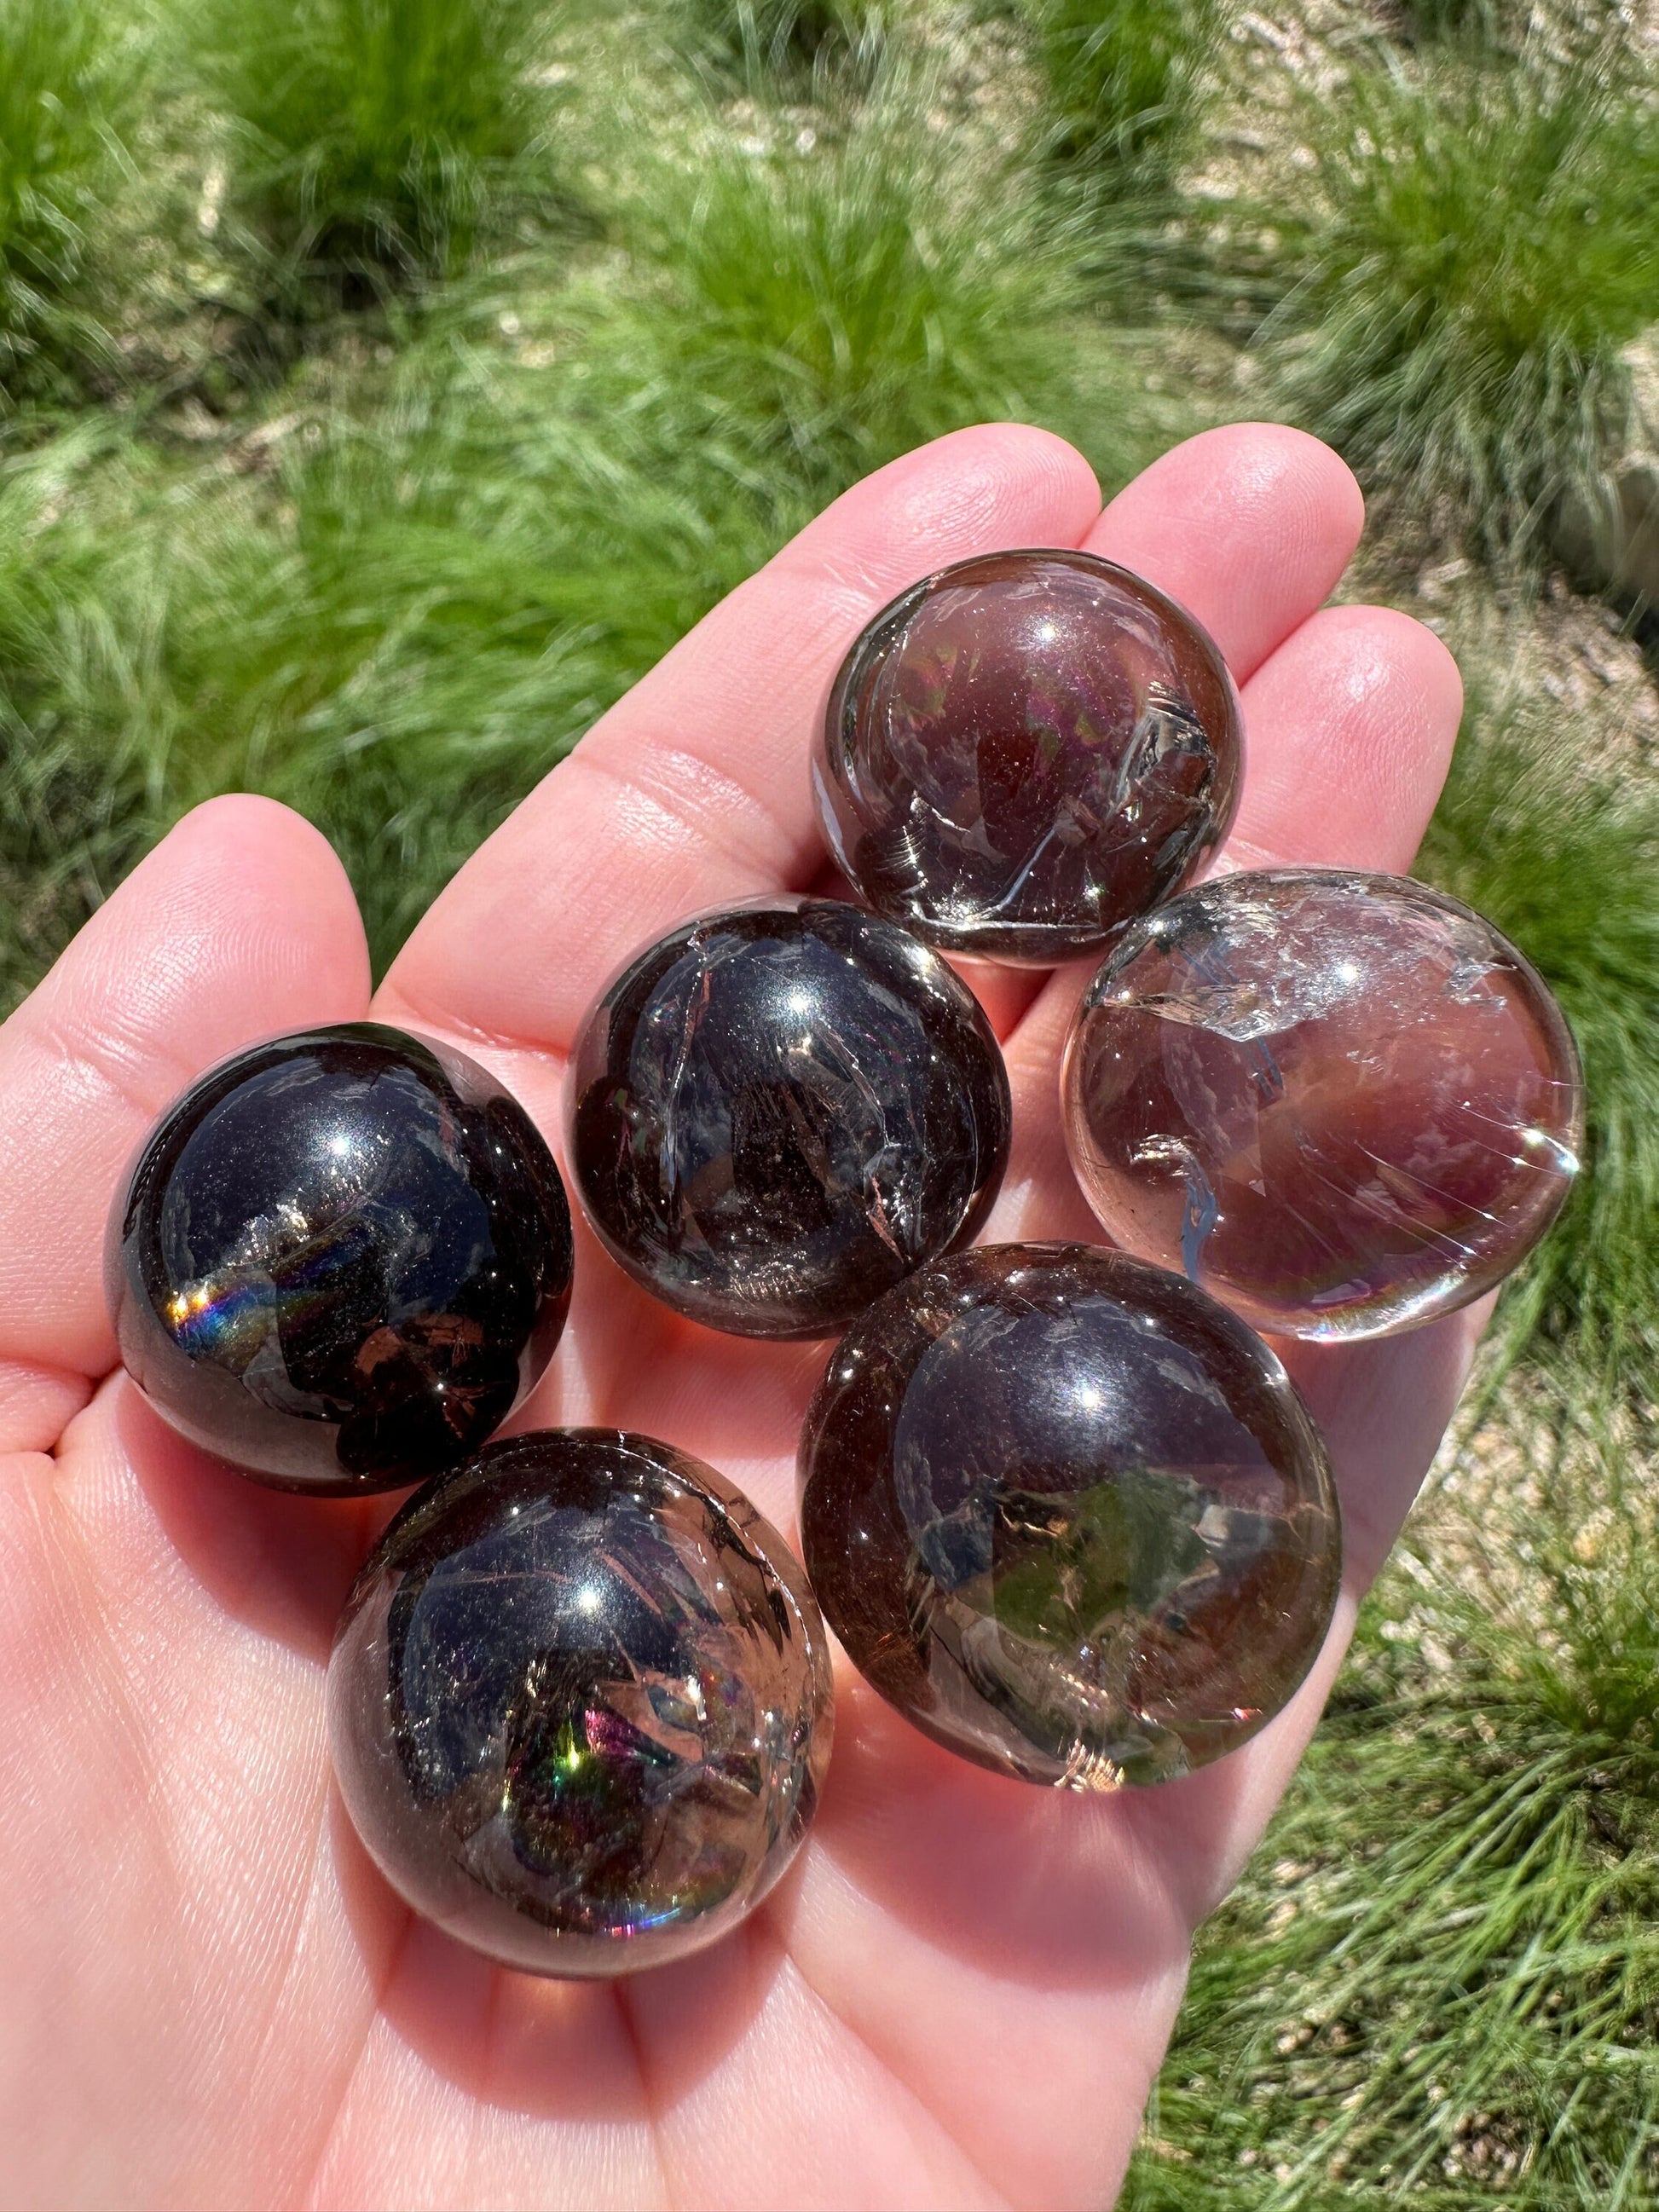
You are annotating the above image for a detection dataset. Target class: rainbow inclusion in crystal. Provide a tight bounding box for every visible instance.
[106,1024,573,1491]
[328,1429,834,1976]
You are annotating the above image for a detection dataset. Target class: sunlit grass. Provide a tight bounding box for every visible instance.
[0,0,138,395]
[1126,1411,1659,2208]
[1260,39,1659,564]
[616,86,1110,484]
[1123,684,1659,2202]
[1,16,1657,2204]
[0,371,766,991]
[1026,0,1224,182]
[184,0,566,287]
[0,84,1159,996]
[671,0,890,85]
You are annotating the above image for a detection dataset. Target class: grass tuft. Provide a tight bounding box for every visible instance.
[615,90,1115,484]
[0,69,1164,1002]
[0,378,754,990]
[1259,40,1659,565]
[187,0,564,288]
[673,0,890,85]
[1026,0,1224,184]
[1392,0,1505,47]
[0,0,136,395]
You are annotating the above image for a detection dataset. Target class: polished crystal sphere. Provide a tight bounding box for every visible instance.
[798,1244,1338,1788]
[567,897,1011,1338]
[106,1024,574,1492]
[815,548,1243,964]
[1062,869,1584,1341]
[328,1429,833,1977]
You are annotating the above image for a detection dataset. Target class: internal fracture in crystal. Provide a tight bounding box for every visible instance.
[328,1429,834,1976]
[107,1024,574,1491]
[815,549,1243,963]
[798,1243,1339,1788]
[1062,869,1584,1339]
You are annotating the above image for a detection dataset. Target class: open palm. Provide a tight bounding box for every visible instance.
[3,423,1472,2210]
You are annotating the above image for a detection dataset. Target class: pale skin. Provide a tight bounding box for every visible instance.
[0,422,1472,2211]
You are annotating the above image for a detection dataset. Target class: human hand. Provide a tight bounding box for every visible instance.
[0,422,1466,2210]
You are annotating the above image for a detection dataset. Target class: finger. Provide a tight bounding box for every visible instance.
[1082,422,1365,682]
[1221,604,1464,873]
[0,798,370,1451]
[379,424,1102,1058]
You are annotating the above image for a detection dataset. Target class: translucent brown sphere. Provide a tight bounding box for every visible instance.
[798,1245,1339,1788]
[106,1024,574,1493]
[329,1429,834,1977]
[1062,869,1584,1341]
[815,548,1243,964]
[567,897,1010,1338]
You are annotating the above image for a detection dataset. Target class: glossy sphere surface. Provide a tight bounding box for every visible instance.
[816,548,1243,963]
[1063,869,1584,1341]
[568,897,1010,1337]
[329,1429,833,1976]
[107,1024,574,1492]
[800,1244,1338,1788]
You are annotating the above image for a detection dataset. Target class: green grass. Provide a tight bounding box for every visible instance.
[1021,0,1230,311]
[1417,701,1659,1405]
[1116,689,1659,2204]
[186,0,564,286]
[673,0,890,84]
[1026,0,1224,184]
[0,0,137,394]
[1259,40,1659,565]
[1391,0,1505,47]
[1125,1411,1659,2209]
[0,75,1160,999]
[616,90,1113,484]
[0,361,771,996]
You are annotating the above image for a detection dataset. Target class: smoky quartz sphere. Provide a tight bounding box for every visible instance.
[567,897,1011,1337]
[815,548,1243,964]
[107,1024,574,1492]
[799,1245,1338,1788]
[1062,869,1585,1341]
[328,1429,833,1977]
